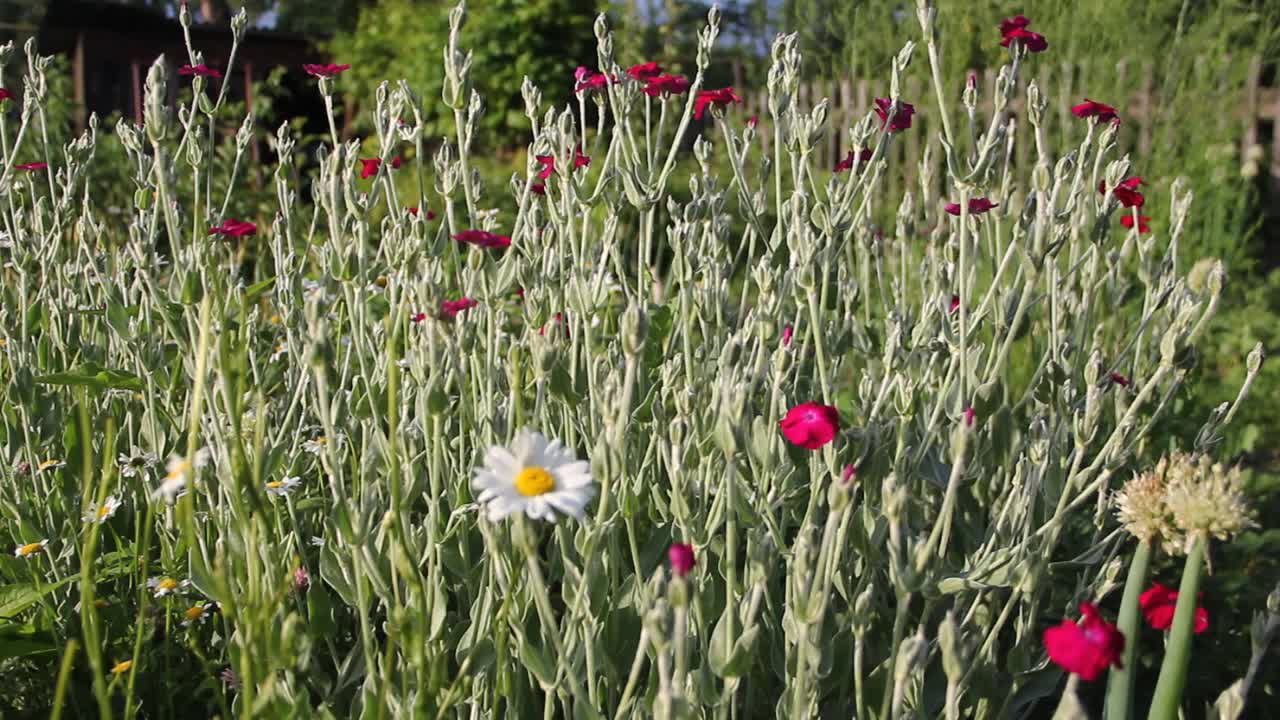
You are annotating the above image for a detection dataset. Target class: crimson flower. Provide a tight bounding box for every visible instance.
[0,88,13,102]
[747,115,759,128]
[1071,98,1119,123]
[999,16,1048,53]
[1108,372,1131,387]
[1140,582,1209,634]
[539,312,570,338]
[179,64,222,79]
[874,97,915,132]
[407,207,437,220]
[1120,214,1151,233]
[841,464,857,483]
[440,297,479,320]
[535,147,590,180]
[1099,176,1145,208]
[574,66,615,93]
[944,197,999,216]
[1044,602,1125,681]
[668,543,695,578]
[453,229,511,249]
[14,161,47,171]
[835,148,872,173]
[359,156,402,179]
[963,406,976,427]
[949,294,961,314]
[303,63,351,78]
[642,74,691,98]
[694,87,742,120]
[779,401,840,450]
[782,324,793,346]
[530,182,547,195]
[411,312,427,323]
[626,61,663,81]
[208,218,257,238]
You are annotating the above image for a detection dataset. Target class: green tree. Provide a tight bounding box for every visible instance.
[329,0,602,147]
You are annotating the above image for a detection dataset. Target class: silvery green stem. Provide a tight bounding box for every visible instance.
[1105,539,1153,720]
[1148,533,1207,720]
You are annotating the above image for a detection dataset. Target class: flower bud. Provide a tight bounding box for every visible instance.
[621,303,648,356]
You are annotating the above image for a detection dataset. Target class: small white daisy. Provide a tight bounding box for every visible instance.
[84,496,123,524]
[265,476,302,497]
[146,576,191,597]
[181,602,215,627]
[117,449,159,478]
[153,449,211,502]
[302,436,330,455]
[471,428,596,522]
[270,343,287,362]
[309,536,325,547]
[14,539,48,558]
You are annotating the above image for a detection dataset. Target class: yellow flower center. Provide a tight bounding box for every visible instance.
[167,460,191,481]
[18,542,42,556]
[111,660,133,674]
[158,578,178,591]
[266,481,283,489]
[514,466,555,496]
[97,505,111,518]
[185,605,205,621]
[38,459,61,470]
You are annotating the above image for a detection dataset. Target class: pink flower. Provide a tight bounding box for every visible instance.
[303,63,351,78]
[999,16,1047,53]
[179,64,222,79]
[1140,582,1209,634]
[293,566,310,593]
[642,74,691,98]
[1099,176,1145,208]
[209,218,257,238]
[747,115,759,128]
[574,67,615,94]
[0,88,13,102]
[1120,214,1151,233]
[530,182,547,195]
[1043,602,1126,681]
[440,297,479,320]
[841,463,857,483]
[834,148,872,173]
[963,406,976,426]
[14,161,46,171]
[949,294,961,314]
[873,97,915,132]
[779,401,840,450]
[1108,372,1130,387]
[453,230,511,249]
[535,147,590,180]
[944,197,999,216]
[411,312,427,323]
[1071,99,1118,123]
[626,61,663,81]
[781,324,794,346]
[407,207,437,220]
[694,87,742,120]
[668,543,695,578]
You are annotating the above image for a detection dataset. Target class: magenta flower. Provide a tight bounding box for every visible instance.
[535,147,590,179]
[440,297,479,320]
[873,97,915,132]
[963,406,976,427]
[781,324,794,346]
[303,63,351,78]
[1043,602,1125,681]
[530,182,547,195]
[949,294,961,314]
[694,87,742,119]
[359,156,402,179]
[779,401,840,450]
[626,61,663,81]
[1140,582,1209,634]
[944,198,999,216]
[835,148,872,173]
[841,463,857,483]
[1071,99,1119,123]
[411,312,427,323]
[453,230,511,249]
[293,566,311,593]
[14,161,47,171]
[574,66,615,94]
[747,115,759,128]
[0,88,13,102]
[668,543,696,578]
[1099,176,1145,208]
[999,16,1048,53]
[209,218,257,238]
[407,207,437,220]
[1120,214,1151,234]
[642,74,691,98]
[1108,372,1131,387]
[179,64,222,79]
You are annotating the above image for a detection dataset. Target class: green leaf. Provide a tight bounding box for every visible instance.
[0,622,57,659]
[35,363,143,392]
[0,577,76,618]
[243,277,277,305]
[519,638,557,690]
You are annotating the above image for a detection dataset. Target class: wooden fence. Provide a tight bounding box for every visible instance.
[735,56,1280,205]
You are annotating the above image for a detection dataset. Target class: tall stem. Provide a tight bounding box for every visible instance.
[1147,533,1206,720]
[1105,540,1153,720]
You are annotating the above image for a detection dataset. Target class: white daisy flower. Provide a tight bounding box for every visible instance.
[181,602,215,627]
[117,448,159,478]
[146,576,191,597]
[302,436,330,455]
[84,496,123,524]
[270,343,287,362]
[309,536,325,547]
[14,539,48,558]
[153,449,211,502]
[396,357,411,369]
[471,428,596,522]
[265,476,301,497]
[37,458,66,473]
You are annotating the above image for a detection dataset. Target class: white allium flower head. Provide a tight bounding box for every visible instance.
[472,428,596,522]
